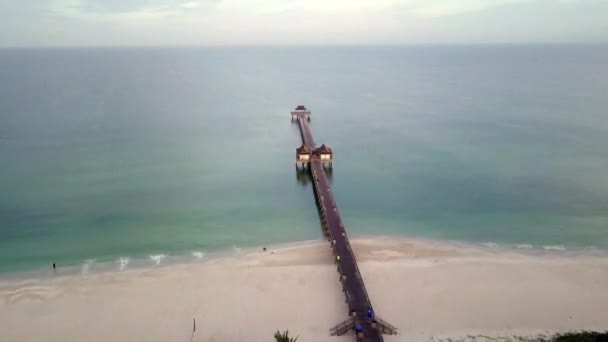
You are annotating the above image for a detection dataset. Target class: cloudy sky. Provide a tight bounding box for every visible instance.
[1,0,607,46]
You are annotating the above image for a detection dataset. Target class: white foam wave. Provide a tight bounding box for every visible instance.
[81,259,96,275]
[581,246,605,255]
[483,242,497,247]
[192,251,205,259]
[117,257,130,270]
[543,245,566,251]
[516,244,533,249]
[232,246,243,255]
[149,254,167,265]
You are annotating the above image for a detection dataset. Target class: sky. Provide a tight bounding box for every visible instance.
[0,0,607,46]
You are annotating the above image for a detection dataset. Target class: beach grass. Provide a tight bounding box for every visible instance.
[440,331,608,342]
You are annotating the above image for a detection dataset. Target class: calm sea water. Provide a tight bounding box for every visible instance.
[1,45,608,274]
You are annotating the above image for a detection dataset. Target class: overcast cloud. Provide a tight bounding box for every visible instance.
[0,0,606,46]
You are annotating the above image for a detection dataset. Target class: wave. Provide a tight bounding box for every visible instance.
[149,254,167,265]
[516,244,534,249]
[192,251,205,259]
[543,245,566,251]
[232,246,243,255]
[483,242,497,247]
[116,257,130,270]
[81,259,96,275]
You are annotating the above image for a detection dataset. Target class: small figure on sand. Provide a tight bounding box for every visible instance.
[262,247,267,252]
[52,262,56,274]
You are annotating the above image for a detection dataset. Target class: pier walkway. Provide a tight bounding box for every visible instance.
[292,110,397,342]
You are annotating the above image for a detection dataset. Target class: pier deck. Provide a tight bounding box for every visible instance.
[293,114,396,341]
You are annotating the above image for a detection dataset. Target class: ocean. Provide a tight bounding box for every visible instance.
[1,45,607,275]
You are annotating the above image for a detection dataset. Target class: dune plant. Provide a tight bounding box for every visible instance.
[274,330,298,342]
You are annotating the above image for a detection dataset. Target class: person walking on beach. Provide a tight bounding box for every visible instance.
[52,262,56,274]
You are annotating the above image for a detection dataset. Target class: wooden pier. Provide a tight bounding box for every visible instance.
[291,106,397,341]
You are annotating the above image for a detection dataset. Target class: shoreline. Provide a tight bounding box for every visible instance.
[1,235,607,283]
[1,236,608,341]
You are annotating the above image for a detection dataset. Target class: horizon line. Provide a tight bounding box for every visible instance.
[1,42,607,49]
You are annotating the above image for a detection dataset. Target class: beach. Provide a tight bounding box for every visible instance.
[1,237,607,342]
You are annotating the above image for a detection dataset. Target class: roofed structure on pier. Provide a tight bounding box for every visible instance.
[291,105,311,120]
[314,144,333,162]
[296,144,312,162]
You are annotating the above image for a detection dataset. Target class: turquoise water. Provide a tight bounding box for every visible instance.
[1,45,608,274]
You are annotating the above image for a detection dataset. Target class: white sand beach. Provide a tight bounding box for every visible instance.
[1,238,607,342]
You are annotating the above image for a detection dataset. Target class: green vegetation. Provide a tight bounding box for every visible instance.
[433,331,608,342]
[271,330,607,342]
[542,331,608,342]
[273,330,298,342]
